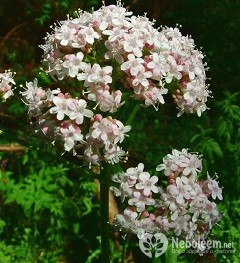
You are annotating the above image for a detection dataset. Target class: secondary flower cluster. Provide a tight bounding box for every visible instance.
[111,149,222,251]
[40,1,210,116]
[0,70,15,102]
[21,79,131,166]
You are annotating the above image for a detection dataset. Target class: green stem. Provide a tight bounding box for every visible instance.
[121,238,127,263]
[165,244,178,263]
[126,103,140,125]
[100,164,111,263]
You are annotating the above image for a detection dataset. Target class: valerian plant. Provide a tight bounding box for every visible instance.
[20,1,222,262]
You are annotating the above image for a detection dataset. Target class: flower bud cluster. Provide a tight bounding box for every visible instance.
[111,149,222,249]
[40,1,210,116]
[0,70,15,102]
[21,79,130,166]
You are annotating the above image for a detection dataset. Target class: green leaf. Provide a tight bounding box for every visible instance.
[44,184,58,192]
[73,223,80,234]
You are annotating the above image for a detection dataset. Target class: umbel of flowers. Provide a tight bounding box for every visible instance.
[0,70,15,102]
[21,1,210,167]
[111,149,223,252]
[21,78,131,166]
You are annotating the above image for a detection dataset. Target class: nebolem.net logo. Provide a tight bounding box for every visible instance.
[139,233,235,258]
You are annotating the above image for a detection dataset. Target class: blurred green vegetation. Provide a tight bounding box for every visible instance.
[0,0,239,262]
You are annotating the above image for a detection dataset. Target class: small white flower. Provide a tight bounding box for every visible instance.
[121,54,144,76]
[67,99,93,124]
[167,176,193,204]
[50,96,69,120]
[113,120,131,143]
[104,40,125,63]
[126,163,145,180]
[60,124,84,152]
[79,64,113,87]
[135,173,159,196]
[90,118,112,142]
[104,144,126,164]
[55,23,77,46]
[78,26,100,44]
[21,78,43,101]
[62,52,84,78]
[128,191,155,212]
[0,70,15,101]
[122,33,144,57]
[147,53,170,80]
[207,175,223,200]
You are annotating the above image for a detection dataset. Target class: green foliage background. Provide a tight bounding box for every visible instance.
[0,0,239,262]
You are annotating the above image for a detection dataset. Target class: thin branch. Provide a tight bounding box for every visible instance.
[0,23,27,48]
[0,144,25,152]
[0,37,28,46]
[0,112,15,119]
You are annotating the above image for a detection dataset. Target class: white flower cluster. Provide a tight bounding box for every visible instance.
[40,1,210,116]
[85,114,131,165]
[111,149,222,249]
[0,70,15,102]
[21,79,130,165]
[111,163,159,238]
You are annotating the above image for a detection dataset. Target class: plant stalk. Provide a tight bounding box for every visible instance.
[165,243,178,263]
[100,164,110,263]
[121,237,127,263]
[126,103,140,125]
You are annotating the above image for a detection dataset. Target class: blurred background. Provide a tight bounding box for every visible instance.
[0,0,239,262]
